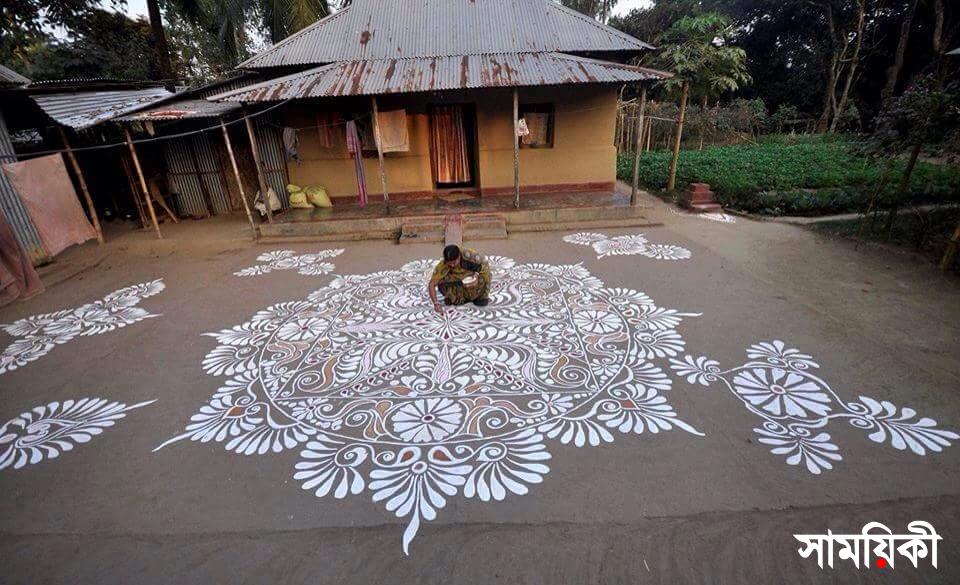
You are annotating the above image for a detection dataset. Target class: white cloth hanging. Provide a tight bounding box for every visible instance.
[282,127,299,161]
[376,109,409,153]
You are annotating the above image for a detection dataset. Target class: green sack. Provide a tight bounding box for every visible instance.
[286,183,303,193]
[305,186,332,208]
[289,191,314,209]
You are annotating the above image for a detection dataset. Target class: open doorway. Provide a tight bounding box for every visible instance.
[428,104,478,190]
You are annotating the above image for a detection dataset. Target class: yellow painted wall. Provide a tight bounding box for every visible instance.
[282,101,434,197]
[477,85,619,190]
[281,85,618,198]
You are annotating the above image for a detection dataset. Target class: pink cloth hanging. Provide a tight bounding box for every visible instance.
[345,120,368,207]
[1,154,95,256]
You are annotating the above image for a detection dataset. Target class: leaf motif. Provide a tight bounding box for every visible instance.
[0,398,155,471]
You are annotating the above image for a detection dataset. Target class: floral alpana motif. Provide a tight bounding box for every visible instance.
[563,232,692,260]
[0,397,155,470]
[234,249,343,277]
[0,280,165,375]
[157,257,703,553]
[670,341,959,475]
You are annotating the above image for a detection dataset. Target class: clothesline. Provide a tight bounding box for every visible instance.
[3,97,682,162]
[264,111,371,132]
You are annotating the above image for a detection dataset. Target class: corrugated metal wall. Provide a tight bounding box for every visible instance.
[163,133,232,217]
[0,110,49,265]
[254,116,290,209]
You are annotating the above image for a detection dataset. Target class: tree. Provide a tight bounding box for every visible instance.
[609,0,700,42]
[859,76,959,254]
[882,0,919,99]
[1,0,119,70]
[15,9,157,81]
[560,0,619,22]
[650,13,751,190]
[163,5,252,84]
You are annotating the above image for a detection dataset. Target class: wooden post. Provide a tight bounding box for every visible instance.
[58,127,104,243]
[221,120,258,239]
[630,85,648,205]
[124,128,162,239]
[244,112,273,224]
[371,96,390,213]
[512,88,520,209]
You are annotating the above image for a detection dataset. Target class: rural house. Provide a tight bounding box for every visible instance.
[210,0,667,209]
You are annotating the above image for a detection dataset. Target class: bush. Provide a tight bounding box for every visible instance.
[617,135,960,215]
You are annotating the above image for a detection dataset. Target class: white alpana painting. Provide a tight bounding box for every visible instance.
[234,249,344,277]
[157,257,704,553]
[563,232,692,260]
[670,341,959,474]
[0,280,165,375]
[0,397,155,471]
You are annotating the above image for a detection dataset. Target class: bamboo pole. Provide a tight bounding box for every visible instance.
[630,85,648,205]
[244,112,273,223]
[513,88,520,209]
[370,97,390,213]
[121,154,148,228]
[124,128,162,239]
[666,81,689,192]
[221,120,258,240]
[150,187,179,223]
[58,127,104,243]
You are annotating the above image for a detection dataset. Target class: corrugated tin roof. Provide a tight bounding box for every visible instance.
[214,53,669,101]
[32,87,174,129]
[0,64,30,87]
[239,0,653,69]
[116,98,241,121]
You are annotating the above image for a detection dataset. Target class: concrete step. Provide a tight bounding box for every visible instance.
[398,218,445,244]
[509,216,661,233]
[258,203,656,242]
[444,215,464,247]
[463,214,507,241]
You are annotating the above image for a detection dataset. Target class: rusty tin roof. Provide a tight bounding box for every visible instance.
[214,53,669,101]
[239,0,653,69]
[31,87,174,129]
[116,98,241,121]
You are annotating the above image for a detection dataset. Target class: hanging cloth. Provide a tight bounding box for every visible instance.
[376,109,409,153]
[345,120,368,207]
[1,153,96,256]
[0,206,43,306]
[282,127,299,162]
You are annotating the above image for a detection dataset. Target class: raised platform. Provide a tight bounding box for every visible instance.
[258,191,659,243]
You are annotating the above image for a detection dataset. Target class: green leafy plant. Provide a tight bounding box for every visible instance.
[617,136,960,216]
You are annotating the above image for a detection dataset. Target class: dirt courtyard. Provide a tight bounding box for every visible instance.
[1,197,958,585]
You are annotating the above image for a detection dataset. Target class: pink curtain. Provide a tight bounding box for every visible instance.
[2,154,95,256]
[430,106,471,184]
